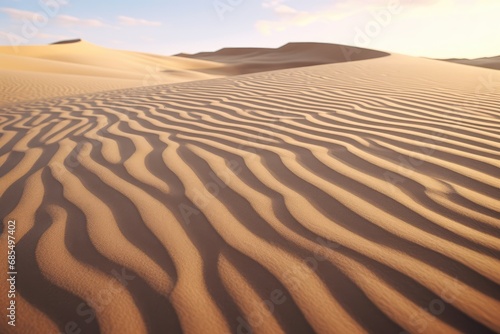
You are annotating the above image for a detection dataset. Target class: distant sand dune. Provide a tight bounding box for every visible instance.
[0,41,389,106]
[1,51,500,334]
[443,56,500,71]
[178,42,389,75]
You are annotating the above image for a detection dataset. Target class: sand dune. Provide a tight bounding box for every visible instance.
[0,41,389,106]
[1,45,500,334]
[178,42,389,75]
[0,40,225,105]
[443,56,500,71]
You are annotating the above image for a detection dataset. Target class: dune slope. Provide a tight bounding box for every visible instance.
[0,40,225,105]
[1,54,500,334]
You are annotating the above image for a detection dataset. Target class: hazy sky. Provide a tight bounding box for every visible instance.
[1,0,499,58]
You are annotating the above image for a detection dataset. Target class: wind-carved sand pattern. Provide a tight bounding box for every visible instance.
[0,54,500,334]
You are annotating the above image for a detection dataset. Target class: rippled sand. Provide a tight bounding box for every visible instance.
[1,43,499,334]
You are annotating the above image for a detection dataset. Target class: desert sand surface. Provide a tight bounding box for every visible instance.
[1,42,500,334]
[443,56,500,71]
[0,39,224,105]
[0,40,387,106]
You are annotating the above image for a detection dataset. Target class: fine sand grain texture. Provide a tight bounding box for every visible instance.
[1,44,500,334]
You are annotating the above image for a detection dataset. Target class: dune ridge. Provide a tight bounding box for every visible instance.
[1,52,500,334]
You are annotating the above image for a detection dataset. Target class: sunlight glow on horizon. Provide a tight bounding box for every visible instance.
[0,0,499,59]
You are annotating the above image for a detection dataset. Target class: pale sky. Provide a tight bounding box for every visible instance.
[0,0,499,59]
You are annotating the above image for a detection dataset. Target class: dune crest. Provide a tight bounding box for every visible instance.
[50,39,83,45]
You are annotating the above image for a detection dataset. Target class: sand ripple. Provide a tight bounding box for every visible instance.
[1,55,500,334]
